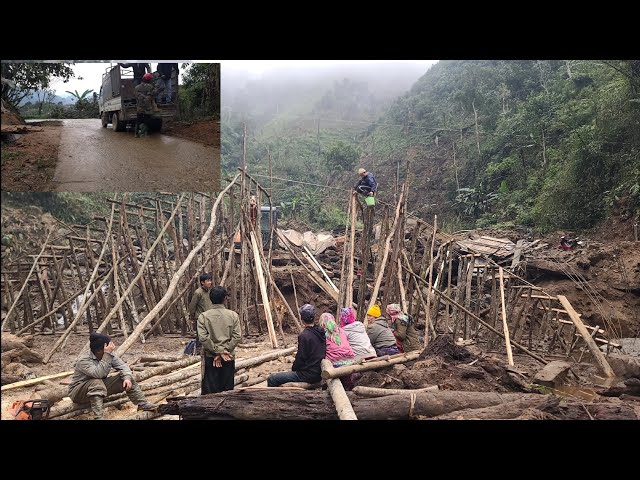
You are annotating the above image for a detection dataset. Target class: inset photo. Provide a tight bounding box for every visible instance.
[1,61,220,192]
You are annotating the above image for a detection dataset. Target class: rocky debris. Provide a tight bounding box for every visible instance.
[533,360,572,388]
[606,354,640,378]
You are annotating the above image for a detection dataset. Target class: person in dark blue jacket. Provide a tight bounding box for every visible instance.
[354,168,378,197]
[267,304,326,387]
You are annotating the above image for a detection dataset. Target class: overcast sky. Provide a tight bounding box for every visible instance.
[48,60,438,96]
[220,60,438,77]
[50,62,191,96]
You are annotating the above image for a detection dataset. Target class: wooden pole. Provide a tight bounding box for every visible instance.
[557,295,615,377]
[401,250,436,337]
[322,351,420,379]
[3,273,17,333]
[403,267,547,365]
[1,226,54,332]
[41,203,116,363]
[250,231,278,348]
[345,194,357,307]
[272,279,303,333]
[424,215,437,346]
[499,267,515,366]
[116,180,239,355]
[321,359,358,420]
[290,272,302,324]
[303,245,338,293]
[366,187,405,316]
[353,385,438,397]
[397,257,408,312]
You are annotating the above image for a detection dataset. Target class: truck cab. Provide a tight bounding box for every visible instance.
[98,63,177,133]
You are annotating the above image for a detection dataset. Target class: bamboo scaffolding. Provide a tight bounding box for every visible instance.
[116,180,239,356]
[1,227,54,332]
[42,203,117,363]
[366,186,405,317]
[403,267,547,365]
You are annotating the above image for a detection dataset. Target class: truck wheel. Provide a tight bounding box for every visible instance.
[101,113,108,128]
[112,112,125,132]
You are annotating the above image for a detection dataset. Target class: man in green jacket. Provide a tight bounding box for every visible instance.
[189,273,214,327]
[68,332,156,419]
[197,286,241,394]
[187,273,214,357]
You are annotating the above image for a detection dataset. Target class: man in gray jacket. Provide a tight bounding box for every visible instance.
[68,332,156,419]
[197,286,241,394]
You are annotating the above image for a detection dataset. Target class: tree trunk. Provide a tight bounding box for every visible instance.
[430,395,560,419]
[352,385,438,397]
[158,389,338,420]
[322,359,357,420]
[321,351,420,379]
[158,389,543,420]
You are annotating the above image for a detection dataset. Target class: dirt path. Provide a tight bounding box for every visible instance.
[52,119,219,192]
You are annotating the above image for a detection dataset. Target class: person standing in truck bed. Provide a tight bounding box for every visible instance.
[156,63,178,104]
[119,63,151,86]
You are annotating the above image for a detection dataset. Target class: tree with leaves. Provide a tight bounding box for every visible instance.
[1,62,76,108]
[324,140,359,173]
[179,63,220,119]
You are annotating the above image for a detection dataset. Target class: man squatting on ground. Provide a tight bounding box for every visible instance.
[68,332,157,419]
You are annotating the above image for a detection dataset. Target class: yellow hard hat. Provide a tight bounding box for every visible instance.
[358,168,366,175]
[367,304,381,317]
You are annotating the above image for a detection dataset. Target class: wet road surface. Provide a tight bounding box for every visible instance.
[52,119,218,191]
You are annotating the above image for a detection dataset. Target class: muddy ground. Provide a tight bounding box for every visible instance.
[1,118,220,191]
[1,205,638,420]
[0,329,300,420]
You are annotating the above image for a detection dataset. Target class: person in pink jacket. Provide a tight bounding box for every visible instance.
[319,312,355,366]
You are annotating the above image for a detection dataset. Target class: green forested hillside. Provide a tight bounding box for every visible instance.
[226,60,640,233]
[368,60,640,231]
[221,63,430,231]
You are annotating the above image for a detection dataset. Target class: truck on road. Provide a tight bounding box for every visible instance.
[98,64,177,133]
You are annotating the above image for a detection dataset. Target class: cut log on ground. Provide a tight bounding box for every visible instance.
[1,333,35,351]
[322,351,420,379]
[157,388,546,420]
[281,382,321,389]
[138,354,182,363]
[2,370,73,392]
[429,395,561,420]
[2,374,23,385]
[322,359,357,420]
[352,385,439,397]
[159,389,337,420]
[235,347,296,370]
[1,345,44,365]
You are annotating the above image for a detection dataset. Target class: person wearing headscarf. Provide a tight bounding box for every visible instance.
[267,304,326,387]
[319,312,355,365]
[320,312,361,390]
[339,307,376,359]
[365,304,400,357]
[386,303,422,353]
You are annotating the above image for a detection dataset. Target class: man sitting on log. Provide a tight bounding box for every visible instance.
[267,304,326,387]
[68,332,157,420]
[197,286,241,394]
